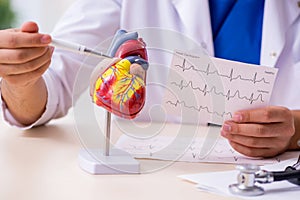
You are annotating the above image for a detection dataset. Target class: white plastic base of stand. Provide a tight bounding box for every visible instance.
[78,148,140,174]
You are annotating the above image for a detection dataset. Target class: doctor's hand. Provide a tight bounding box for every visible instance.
[0,21,53,88]
[0,21,54,125]
[221,106,296,157]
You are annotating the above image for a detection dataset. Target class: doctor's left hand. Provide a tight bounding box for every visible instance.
[221,106,295,157]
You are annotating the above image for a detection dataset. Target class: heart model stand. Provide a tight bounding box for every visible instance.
[78,111,140,174]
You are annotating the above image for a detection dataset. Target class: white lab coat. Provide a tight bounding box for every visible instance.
[2,0,300,127]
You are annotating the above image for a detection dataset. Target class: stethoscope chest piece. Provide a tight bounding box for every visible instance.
[229,164,264,196]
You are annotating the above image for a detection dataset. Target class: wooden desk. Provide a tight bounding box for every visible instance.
[0,112,240,200]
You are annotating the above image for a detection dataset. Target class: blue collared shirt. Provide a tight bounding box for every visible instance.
[209,0,265,65]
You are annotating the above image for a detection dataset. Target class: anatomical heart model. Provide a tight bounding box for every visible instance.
[90,30,149,119]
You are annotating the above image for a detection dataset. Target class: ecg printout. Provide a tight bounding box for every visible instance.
[115,50,284,165]
[116,133,298,165]
[163,50,278,125]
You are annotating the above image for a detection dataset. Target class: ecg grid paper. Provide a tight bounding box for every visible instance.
[114,50,290,165]
[116,133,298,165]
[162,50,278,125]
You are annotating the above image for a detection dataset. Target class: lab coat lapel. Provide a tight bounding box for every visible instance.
[171,0,214,55]
[260,0,300,67]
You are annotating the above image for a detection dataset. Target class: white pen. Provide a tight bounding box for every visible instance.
[51,38,112,59]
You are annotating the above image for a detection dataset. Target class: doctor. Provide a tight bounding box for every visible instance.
[0,0,299,157]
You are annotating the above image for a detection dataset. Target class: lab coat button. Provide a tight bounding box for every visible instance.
[270,52,277,58]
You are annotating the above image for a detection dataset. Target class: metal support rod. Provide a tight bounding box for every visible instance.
[104,111,111,156]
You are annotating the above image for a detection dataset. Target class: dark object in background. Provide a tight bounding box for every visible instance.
[0,0,15,29]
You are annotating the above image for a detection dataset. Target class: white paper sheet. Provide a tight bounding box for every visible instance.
[115,132,299,165]
[163,51,278,125]
[179,158,300,199]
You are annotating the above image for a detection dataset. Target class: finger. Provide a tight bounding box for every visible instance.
[0,47,49,64]
[6,28,20,33]
[4,60,51,87]
[221,130,277,148]
[0,47,54,77]
[222,120,294,137]
[228,140,282,157]
[21,21,39,33]
[232,106,292,123]
[1,22,38,34]
[0,31,51,48]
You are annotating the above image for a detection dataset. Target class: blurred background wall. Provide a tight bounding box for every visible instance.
[2,0,76,32]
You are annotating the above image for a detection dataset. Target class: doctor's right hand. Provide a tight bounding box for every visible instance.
[0,21,53,88]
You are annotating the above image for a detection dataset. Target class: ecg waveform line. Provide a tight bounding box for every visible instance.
[165,99,233,118]
[171,80,265,104]
[175,58,270,84]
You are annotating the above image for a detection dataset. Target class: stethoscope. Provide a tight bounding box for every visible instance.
[229,155,300,196]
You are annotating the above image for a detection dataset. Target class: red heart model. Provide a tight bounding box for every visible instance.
[92,33,149,119]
